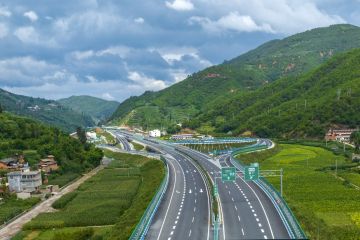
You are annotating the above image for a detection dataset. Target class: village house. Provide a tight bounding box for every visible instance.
[0,154,26,170]
[325,129,358,142]
[38,155,59,173]
[7,169,42,193]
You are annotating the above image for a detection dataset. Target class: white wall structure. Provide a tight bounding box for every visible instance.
[149,129,161,138]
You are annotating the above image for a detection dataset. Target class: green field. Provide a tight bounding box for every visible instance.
[0,196,40,225]
[16,151,165,240]
[236,144,360,239]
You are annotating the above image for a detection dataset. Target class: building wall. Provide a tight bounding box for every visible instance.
[8,174,22,192]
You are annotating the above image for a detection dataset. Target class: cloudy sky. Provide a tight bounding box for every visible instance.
[0,0,358,102]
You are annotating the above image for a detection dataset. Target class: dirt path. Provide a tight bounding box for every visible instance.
[0,165,104,240]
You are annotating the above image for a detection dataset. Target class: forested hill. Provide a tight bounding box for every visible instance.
[0,112,103,171]
[109,24,360,130]
[58,95,119,124]
[0,89,95,132]
[191,49,360,138]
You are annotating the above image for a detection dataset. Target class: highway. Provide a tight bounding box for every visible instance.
[111,131,211,240]
[115,131,292,239]
[113,132,132,151]
[177,145,290,240]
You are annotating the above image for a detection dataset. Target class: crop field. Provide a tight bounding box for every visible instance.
[185,141,256,154]
[0,196,40,225]
[236,144,360,239]
[17,151,164,240]
[46,172,80,187]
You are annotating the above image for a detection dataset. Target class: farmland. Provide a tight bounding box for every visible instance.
[236,144,360,239]
[15,151,164,240]
[0,196,40,225]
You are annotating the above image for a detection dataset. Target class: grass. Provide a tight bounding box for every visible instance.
[97,131,116,145]
[236,144,360,239]
[0,196,41,225]
[46,172,80,188]
[18,151,164,240]
[131,141,145,151]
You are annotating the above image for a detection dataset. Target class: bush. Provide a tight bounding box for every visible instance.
[53,228,94,240]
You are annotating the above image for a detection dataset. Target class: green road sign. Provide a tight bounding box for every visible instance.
[221,167,236,182]
[244,164,259,181]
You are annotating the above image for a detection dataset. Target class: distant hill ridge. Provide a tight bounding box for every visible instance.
[58,95,119,124]
[0,89,95,132]
[109,24,360,131]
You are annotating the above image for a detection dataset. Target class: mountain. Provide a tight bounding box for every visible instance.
[191,49,360,138]
[0,89,95,132]
[58,96,119,124]
[109,24,360,130]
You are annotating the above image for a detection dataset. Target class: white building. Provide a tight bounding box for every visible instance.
[7,170,42,193]
[86,132,97,140]
[149,129,161,138]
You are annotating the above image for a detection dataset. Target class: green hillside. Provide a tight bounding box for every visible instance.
[191,49,360,138]
[109,24,360,130]
[0,89,95,132]
[0,112,103,173]
[58,96,119,124]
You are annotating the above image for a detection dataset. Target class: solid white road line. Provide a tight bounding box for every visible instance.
[157,158,178,240]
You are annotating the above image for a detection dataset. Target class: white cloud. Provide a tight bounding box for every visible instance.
[166,0,194,11]
[54,10,122,36]
[24,11,39,22]
[0,23,8,38]
[170,69,189,83]
[14,26,56,47]
[0,56,60,87]
[0,7,11,17]
[189,12,274,33]
[72,50,95,60]
[14,26,39,43]
[96,46,132,58]
[128,71,167,90]
[102,92,115,100]
[189,0,345,34]
[134,17,145,24]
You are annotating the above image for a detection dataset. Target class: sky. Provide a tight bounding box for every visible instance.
[0,0,358,102]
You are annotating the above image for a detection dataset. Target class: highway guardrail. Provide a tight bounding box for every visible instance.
[230,146,307,239]
[129,155,169,240]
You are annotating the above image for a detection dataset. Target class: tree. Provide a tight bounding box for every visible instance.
[76,127,87,145]
[350,131,360,153]
[0,104,3,113]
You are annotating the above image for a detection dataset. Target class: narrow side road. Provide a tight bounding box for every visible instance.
[0,165,105,240]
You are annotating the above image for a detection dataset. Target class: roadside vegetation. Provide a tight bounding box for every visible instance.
[16,151,165,240]
[236,144,360,239]
[130,141,145,151]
